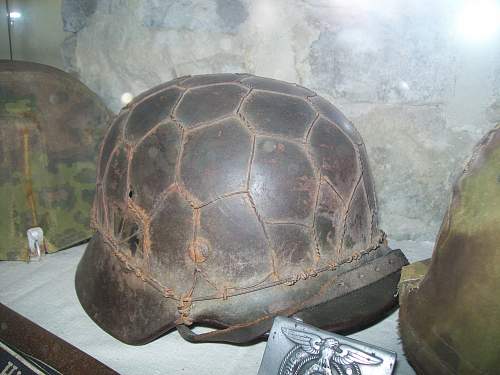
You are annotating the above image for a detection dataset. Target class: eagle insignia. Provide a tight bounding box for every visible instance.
[278,327,383,375]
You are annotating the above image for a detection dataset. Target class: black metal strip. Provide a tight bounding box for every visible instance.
[0,304,117,374]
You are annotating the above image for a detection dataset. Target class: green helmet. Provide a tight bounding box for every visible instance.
[0,60,111,261]
[398,124,500,374]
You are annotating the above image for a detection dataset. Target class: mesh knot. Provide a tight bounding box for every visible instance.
[176,295,193,325]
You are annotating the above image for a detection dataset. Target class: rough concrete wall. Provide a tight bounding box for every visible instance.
[61,0,500,241]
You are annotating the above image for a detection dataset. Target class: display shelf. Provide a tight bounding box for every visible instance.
[0,240,433,374]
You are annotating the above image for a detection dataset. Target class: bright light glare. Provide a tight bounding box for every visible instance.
[456,0,500,41]
[254,1,277,29]
[9,11,21,19]
[120,92,133,105]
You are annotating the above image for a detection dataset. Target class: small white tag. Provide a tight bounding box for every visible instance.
[27,227,45,261]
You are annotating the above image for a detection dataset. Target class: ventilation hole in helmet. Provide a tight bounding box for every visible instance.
[129,234,140,257]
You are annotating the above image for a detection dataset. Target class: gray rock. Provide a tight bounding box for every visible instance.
[140,0,247,34]
[216,0,248,33]
[61,0,97,33]
[306,6,456,104]
[342,103,475,240]
[309,30,338,96]
[61,34,78,74]
[486,99,500,123]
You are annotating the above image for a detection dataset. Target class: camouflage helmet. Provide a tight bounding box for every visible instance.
[399,124,500,374]
[0,60,111,261]
[75,74,408,344]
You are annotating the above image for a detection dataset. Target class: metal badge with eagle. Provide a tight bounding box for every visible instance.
[258,317,396,375]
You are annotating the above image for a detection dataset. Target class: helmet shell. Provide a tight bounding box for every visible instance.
[76,74,407,344]
[0,61,111,260]
[399,124,500,373]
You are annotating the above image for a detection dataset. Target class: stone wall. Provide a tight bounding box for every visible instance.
[61,0,500,241]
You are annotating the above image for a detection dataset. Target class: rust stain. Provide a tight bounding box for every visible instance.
[188,237,210,263]
[294,175,317,202]
[188,209,205,263]
[21,128,38,226]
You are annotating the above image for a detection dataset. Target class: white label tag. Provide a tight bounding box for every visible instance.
[26,228,44,261]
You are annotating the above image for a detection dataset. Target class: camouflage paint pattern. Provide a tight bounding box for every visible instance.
[399,124,500,374]
[0,61,111,260]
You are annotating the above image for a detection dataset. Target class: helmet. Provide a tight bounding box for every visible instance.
[75,74,408,344]
[399,124,500,374]
[0,60,111,260]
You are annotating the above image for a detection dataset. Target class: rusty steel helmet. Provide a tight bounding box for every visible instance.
[75,74,408,344]
[0,60,111,261]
